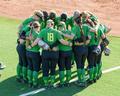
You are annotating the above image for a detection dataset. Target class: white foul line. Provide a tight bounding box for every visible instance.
[102,66,120,73]
[19,66,120,96]
[20,88,45,96]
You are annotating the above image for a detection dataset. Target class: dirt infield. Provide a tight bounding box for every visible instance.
[0,0,120,36]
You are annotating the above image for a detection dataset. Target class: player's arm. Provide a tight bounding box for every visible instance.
[26,39,30,48]
[61,32,74,40]
[105,25,112,34]
[31,38,40,47]
[31,30,43,47]
[85,35,91,45]
[101,32,109,46]
[25,31,32,48]
[59,39,72,46]
[89,23,100,33]
[57,32,72,46]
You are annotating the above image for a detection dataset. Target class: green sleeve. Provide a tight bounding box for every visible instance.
[26,31,30,37]
[54,16,59,27]
[103,24,108,33]
[22,26,31,32]
[68,17,74,28]
[22,17,33,26]
[82,24,91,36]
[57,31,63,40]
[56,17,60,24]
[82,17,87,24]
[71,26,77,35]
[99,29,104,37]
[37,30,44,38]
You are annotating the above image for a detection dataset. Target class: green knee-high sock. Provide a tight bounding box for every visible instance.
[98,63,102,76]
[66,70,71,83]
[43,77,49,86]
[33,71,39,86]
[27,69,33,84]
[17,64,22,78]
[81,69,85,82]
[50,75,55,85]
[77,69,82,82]
[93,65,98,79]
[59,71,65,84]
[89,68,94,81]
[22,66,27,80]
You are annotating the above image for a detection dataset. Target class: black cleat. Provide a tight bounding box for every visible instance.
[64,83,70,87]
[93,78,97,83]
[75,81,87,87]
[88,80,94,84]
[43,85,49,89]
[16,78,22,83]
[79,82,87,87]
[86,79,94,85]
[49,84,56,88]
[33,84,39,89]
[22,79,28,84]
[97,72,102,80]
[28,83,33,88]
[57,83,65,88]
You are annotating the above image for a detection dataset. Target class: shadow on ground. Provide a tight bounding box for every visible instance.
[0,70,89,96]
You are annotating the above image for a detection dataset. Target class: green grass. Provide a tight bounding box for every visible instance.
[0,16,120,96]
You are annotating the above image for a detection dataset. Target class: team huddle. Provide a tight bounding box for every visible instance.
[16,10,111,88]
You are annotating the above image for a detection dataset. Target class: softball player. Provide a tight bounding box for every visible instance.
[58,21,74,87]
[72,14,96,87]
[18,10,44,33]
[81,11,98,27]
[71,10,81,66]
[42,10,49,27]
[16,10,43,83]
[16,27,28,83]
[96,24,111,79]
[87,24,109,84]
[26,21,41,88]
[48,10,58,29]
[31,19,72,88]
[56,12,70,30]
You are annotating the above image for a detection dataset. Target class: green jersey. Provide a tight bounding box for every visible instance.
[68,16,74,29]
[38,19,46,30]
[72,24,90,40]
[59,30,72,51]
[22,17,34,26]
[82,17,87,24]
[88,25,104,46]
[99,24,108,33]
[21,16,45,32]
[82,15,98,24]
[22,25,31,33]
[90,14,98,22]
[38,28,62,46]
[19,17,34,33]
[56,17,71,30]
[26,30,40,52]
